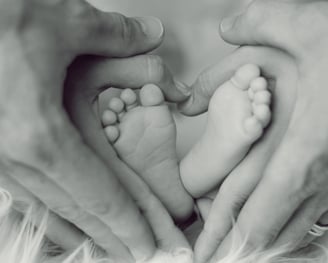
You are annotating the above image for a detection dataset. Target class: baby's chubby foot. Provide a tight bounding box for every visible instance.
[180,64,272,198]
[102,84,194,222]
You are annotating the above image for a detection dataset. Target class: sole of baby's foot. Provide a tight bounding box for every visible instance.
[102,84,194,222]
[180,64,272,198]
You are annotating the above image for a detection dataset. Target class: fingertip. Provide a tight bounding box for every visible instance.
[219,13,254,46]
[196,198,212,222]
[219,14,240,44]
[177,92,208,116]
[220,16,236,34]
[161,79,191,103]
[134,16,164,41]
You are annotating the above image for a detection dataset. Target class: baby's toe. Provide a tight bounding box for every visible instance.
[140,84,165,107]
[231,64,260,90]
[251,77,267,92]
[104,126,120,143]
[109,97,125,120]
[102,110,117,127]
[120,89,138,110]
[249,77,268,101]
[244,117,263,140]
[253,104,271,127]
[253,90,271,105]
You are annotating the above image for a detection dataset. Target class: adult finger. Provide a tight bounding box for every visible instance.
[195,146,274,263]
[65,0,164,57]
[219,0,301,55]
[194,177,247,263]
[179,46,294,116]
[66,55,190,104]
[0,170,85,251]
[196,197,213,222]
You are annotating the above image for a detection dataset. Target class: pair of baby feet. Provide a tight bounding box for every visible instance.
[101,64,272,223]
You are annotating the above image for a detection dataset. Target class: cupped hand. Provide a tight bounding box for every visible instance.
[0,0,190,262]
[180,1,328,262]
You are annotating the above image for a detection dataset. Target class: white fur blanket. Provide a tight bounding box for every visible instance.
[0,188,327,263]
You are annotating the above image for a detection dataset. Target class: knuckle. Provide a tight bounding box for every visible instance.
[111,13,134,44]
[142,194,161,214]
[286,156,328,200]
[219,185,245,212]
[282,130,328,197]
[14,199,43,214]
[244,238,262,252]
[304,154,328,194]
[203,223,224,244]
[67,0,92,19]
[244,231,272,251]
[66,0,95,34]
[53,203,84,222]
[0,119,57,168]
[84,199,113,217]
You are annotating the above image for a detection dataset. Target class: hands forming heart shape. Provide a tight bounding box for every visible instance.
[1,0,328,263]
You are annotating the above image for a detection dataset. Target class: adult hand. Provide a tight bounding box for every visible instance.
[0,0,189,262]
[180,1,328,261]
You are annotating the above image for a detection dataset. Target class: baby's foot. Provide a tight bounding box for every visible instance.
[180,64,272,198]
[102,84,194,222]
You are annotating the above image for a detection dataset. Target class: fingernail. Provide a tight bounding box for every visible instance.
[174,79,191,97]
[135,16,164,39]
[220,17,235,33]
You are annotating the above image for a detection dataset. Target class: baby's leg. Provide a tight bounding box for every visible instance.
[101,84,194,222]
[180,64,272,198]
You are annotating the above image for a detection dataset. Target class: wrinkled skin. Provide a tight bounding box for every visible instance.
[0,0,190,262]
[178,1,328,262]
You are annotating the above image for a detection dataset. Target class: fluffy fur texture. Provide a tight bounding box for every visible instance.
[0,188,327,263]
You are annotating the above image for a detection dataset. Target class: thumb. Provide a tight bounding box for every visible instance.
[219,0,299,55]
[68,1,164,57]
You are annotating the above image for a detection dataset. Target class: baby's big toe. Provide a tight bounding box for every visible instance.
[231,64,261,90]
[140,84,165,107]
